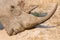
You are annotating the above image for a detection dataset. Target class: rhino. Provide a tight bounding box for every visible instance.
[0,0,58,36]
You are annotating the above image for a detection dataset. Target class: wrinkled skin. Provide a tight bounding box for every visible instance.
[0,0,58,36]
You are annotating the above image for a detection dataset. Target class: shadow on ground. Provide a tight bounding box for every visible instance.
[35,24,55,28]
[0,23,55,30]
[26,24,55,30]
[0,23,4,30]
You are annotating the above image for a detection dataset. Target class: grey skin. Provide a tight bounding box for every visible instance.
[0,2,58,36]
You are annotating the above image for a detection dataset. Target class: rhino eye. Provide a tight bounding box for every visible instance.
[10,5,15,12]
[11,5,15,9]
[31,12,47,17]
